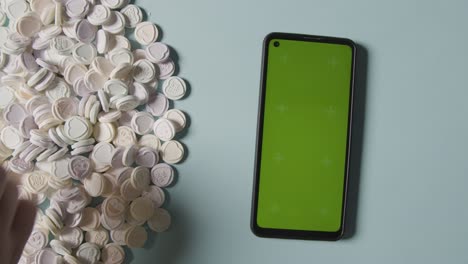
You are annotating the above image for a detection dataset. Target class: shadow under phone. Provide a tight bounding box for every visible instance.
[342,43,368,239]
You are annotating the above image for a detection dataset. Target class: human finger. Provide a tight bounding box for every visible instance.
[0,180,19,232]
[10,200,36,264]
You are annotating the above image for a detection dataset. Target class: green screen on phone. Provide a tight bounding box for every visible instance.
[256,37,353,233]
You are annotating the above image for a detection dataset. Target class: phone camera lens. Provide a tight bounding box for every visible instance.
[273,41,280,47]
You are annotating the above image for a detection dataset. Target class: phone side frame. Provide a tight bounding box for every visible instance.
[250,32,357,241]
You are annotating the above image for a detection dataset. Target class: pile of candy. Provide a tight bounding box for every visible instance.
[0,0,188,263]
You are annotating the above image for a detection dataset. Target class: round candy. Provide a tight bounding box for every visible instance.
[145,93,169,117]
[104,80,128,97]
[134,22,159,45]
[95,29,110,54]
[24,171,49,194]
[68,156,93,180]
[115,95,139,112]
[84,69,107,92]
[72,42,97,65]
[62,254,80,264]
[79,208,101,231]
[71,145,94,156]
[5,0,30,21]
[98,90,110,112]
[163,109,187,132]
[138,134,161,151]
[38,24,62,40]
[12,141,33,157]
[120,179,141,201]
[84,172,106,197]
[162,77,187,100]
[128,82,149,104]
[135,147,158,168]
[90,142,114,171]
[101,0,128,9]
[101,243,125,264]
[130,112,154,135]
[117,110,136,127]
[122,145,137,167]
[16,13,42,38]
[85,227,109,248]
[65,0,89,18]
[100,212,125,231]
[124,225,147,248]
[157,59,176,79]
[36,146,58,161]
[0,86,16,109]
[161,140,185,164]
[50,239,72,255]
[35,248,62,264]
[148,208,171,232]
[130,197,154,222]
[109,224,130,246]
[145,42,170,64]
[108,48,134,66]
[130,166,150,191]
[87,5,111,26]
[74,19,97,43]
[110,62,133,80]
[45,79,71,106]
[150,163,174,188]
[153,118,176,142]
[110,35,131,51]
[121,4,142,28]
[3,103,28,127]
[112,126,137,147]
[102,11,125,34]
[64,63,87,85]
[142,185,165,208]
[98,110,122,123]
[25,229,48,253]
[51,97,79,121]
[102,195,126,218]
[76,242,101,264]
[64,116,93,141]
[93,122,116,143]
[84,94,97,119]
[109,147,124,169]
[51,36,75,56]
[35,71,56,92]
[71,138,95,149]
[1,126,24,149]
[56,125,75,145]
[132,59,155,84]
[92,57,114,76]
[57,227,84,249]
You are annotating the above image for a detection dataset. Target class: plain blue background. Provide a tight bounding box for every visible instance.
[131,0,468,263]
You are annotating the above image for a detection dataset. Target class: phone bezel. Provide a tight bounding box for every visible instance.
[251,32,357,241]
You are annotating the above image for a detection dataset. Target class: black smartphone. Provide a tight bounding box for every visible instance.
[251,32,356,240]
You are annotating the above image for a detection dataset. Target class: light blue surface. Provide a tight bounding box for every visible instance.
[133,0,468,263]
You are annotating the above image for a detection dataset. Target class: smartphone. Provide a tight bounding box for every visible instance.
[251,32,356,240]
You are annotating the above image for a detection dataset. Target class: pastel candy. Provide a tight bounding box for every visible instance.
[68,156,93,180]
